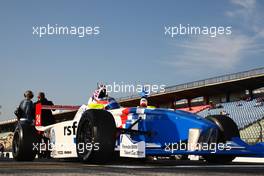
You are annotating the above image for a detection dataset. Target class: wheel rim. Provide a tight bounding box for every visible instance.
[77,120,94,160]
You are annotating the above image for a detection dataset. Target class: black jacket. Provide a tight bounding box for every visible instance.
[19,99,34,122]
[34,98,55,126]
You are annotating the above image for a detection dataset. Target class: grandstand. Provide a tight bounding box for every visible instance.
[196,98,264,144]
[177,105,211,114]
[119,67,264,108]
[240,118,264,144]
[0,67,263,144]
[197,98,264,129]
[0,132,13,152]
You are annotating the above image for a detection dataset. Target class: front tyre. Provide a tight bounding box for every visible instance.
[76,109,116,163]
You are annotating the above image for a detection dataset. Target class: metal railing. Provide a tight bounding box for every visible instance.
[118,67,264,102]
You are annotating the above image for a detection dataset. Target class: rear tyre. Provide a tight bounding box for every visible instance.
[12,120,37,161]
[204,115,240,164]
[76,109,116,163]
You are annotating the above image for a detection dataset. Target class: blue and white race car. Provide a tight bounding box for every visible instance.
[12,86,264,163]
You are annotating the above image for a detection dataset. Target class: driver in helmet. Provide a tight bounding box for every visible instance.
[88,84,119,109]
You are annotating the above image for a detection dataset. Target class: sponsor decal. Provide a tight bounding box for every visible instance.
[64,121,77,136]
[120,134,145,158]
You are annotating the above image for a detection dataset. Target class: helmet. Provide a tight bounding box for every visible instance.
[24,90,34,99]
[93,84,108,101]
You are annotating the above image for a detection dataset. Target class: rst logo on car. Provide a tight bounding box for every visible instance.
[64,121,77,135]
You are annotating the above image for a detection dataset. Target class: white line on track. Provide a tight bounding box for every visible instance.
[82,164,264,169]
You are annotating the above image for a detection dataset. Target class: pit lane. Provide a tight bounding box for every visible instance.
[0,159,264,176]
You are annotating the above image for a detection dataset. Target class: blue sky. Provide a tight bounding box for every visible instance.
[0,0,263,120]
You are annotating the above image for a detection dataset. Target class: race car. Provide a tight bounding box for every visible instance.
[12,87,264,163]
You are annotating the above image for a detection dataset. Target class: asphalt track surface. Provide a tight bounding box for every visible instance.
[1,158,264,176]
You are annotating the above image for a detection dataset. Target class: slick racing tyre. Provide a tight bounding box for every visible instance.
[203,115,240,164]
[76,109,116,163]
[12,120,37,161]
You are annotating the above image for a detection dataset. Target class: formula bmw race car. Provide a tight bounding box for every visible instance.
[12,87,264,163]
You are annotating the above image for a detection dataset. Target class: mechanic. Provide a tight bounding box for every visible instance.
[140,97,148,108]
[138,88,156,108]
[15,90,35,123]
[34,92,55,126]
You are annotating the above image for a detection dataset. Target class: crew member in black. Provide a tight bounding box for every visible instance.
[34,92,55,126]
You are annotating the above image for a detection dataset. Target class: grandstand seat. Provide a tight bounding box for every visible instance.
[197,98,264,129]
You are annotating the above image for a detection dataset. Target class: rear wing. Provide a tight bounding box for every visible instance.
[35,103,80,127]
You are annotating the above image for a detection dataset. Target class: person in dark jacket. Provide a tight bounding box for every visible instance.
[16,90,35,123]
[34,92,55,126]
[34,92,55,159]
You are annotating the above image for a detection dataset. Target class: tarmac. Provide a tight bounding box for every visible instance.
[1,158,264,176]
